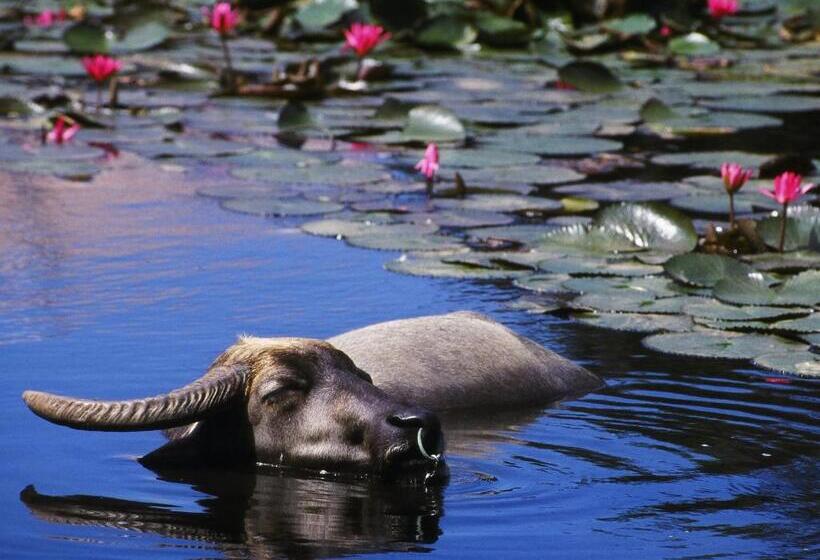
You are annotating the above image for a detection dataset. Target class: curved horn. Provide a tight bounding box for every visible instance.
[22,365,249,432]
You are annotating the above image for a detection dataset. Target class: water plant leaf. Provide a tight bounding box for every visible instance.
[577,312,693,333]
[401,105,466,143]
[668,32,720,56]
[302,220,437,238]
[772,314,820,333]
[644,331,808,359]
[385,255,525,279]
[652,151,770,170]
[604,14,656,37]
[753,352,820,377]
[553,181,692,202]
[664,253,754,287]
[640,98,679,122]
[434,194,562,213]
[757,207,820,252]
[415,16,477,50]
[537,257,663,277]
[682,300,808,322]
[221,197,343,217]
[562,276,682,298]
[557,61,621,94]
[442,149,540,168]
[572,293,706,314]
[346,233,463,252]
[701,95,820,114]
[474,13,530,46]
[513,274,575,294]
[231,163,388,185]
[744,251,820,272]
[714,269,820,307]
[63,17,170,54]
[295,0,357,30]
[456,165,584,187]
[540,224,642,255]
[594,202,698,254]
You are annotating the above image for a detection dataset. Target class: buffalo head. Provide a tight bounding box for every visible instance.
[22,337,444,477]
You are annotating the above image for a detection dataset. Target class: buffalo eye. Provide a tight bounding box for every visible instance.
[258,377,308,404]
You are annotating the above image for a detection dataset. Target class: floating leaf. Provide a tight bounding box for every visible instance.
[640,98,679,122]
[652,151,771,170]
[231,164,388,185]
[401,105,466,143]
[595,202,698,254]
[744,251,820,272]
[557,61,621,94]
[714,269,820,307]
[385,255,524,279]
[772,314,820,333]
[682,300,807,322]
[474,13,530,46]
[221,197,343,217]
[757,207,820,252]
[346,233,463,252]
[302,220,436,238]
[572,293,704,314]
[577,312,692,333]
[295,0,357,30]
[562,276,682,298]
[456,165,584,187]
[537,257,662,277]
[644,331,808,359]
[513,274,575,294]
[701,95,820,114]
[441,148,539,168]
[753,352,820,377]
[664,253,754,287]
[415,16,477,50]
[554,181,692,202]
[434,194,562,213]
[540,224,642,255]
[64,17,170,54]
[668,32,720,56]
[604,14,656,37]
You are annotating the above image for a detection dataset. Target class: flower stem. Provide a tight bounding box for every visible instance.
[778,202,788,253]
[355,58,364,81]
[219,33,235,89]
[96,83,102,111]
[425,178,433,197]
[728,193,735,229]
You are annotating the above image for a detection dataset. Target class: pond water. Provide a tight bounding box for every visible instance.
[1,153,817,559]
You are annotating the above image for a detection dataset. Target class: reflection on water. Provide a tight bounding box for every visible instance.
[1,158,818,559]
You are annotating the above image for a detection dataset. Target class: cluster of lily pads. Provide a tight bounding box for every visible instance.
[0,1,817,376]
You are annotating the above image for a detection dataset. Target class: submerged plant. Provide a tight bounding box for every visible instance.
[46,116,80,145]
[759,171,816,252]
[415,143,439,196]
[720,162,752,228]
[206,2,239,88]
[82,54,122,108]
[343,23,391,80]
[707,0,739,19]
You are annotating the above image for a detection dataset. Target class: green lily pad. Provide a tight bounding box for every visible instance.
[646,111,782,137]
[221,197,343,217]
[744,251,820,272]
[595,202,698,254]
[572,292,705,314]
[532,136,623,157]
[396,210,513,228]
[668,32,720,56]
[537,257,662,277]
[441,149,540,168]
[295,0,357,30]
[714,270,820,307]
[553,181,692,202]
[401,105,466,143]
[64,17,170,54]
[561,197,599,213]
[466,224,552,245]
[652,151,771,170]
[456,165,584,187]
[701,95,820,114]
[301,219,437,238]
[231,163,388,185]
[513,274,575,294]
[682,300,807,321]
[664,253,754,287]
[577,312,693,333]
[434,194,562,213]
[772,314,820,333]
[757,207,820,252]
[474,13,530,46]
[346,233,463,252]
[557,61,621,94]
[644,331,808,360]
[604,14,656,37]
[385,255,525,279]
[753,352,820,377]
[415,16,477,50]
[562,276,682,298]
[640,98,679,122]
[540,224,642,255]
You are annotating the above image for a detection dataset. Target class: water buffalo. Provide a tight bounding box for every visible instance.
[22,311,602,475]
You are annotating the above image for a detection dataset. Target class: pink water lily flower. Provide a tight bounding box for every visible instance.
[659,25,672,38]
[415,143,439,181]
[207,2,239,34]
[343,23,391,58]
[760,171,815,206]
[721,162,752,194]
[82,54,122,83]
[708,0,739,18]
[24,9,67,27]
[46,116,80,145]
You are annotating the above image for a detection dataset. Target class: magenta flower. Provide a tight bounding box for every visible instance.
[721,162,752,194]
[82,54,122,83]
[415,143,439,180]
[659,25,672,38]
[343,23,391,58]
[708,0,739,19]
[759,171,816,252]
[206,2,239,34]
[24,9,67,27]
[46,116,80,145]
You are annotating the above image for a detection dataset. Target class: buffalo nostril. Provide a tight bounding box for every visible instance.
[417,426,444,460]
[387,414,426,429]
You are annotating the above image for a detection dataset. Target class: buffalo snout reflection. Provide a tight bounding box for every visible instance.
[21,466,444,559]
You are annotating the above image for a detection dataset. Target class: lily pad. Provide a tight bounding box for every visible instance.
[714,270,820,307]
[664,253,754,287]
[295,0,357,30]
[772,314,820,333]
[301,219,437,238]
[221,197,343,217]
[415,16,477,50]
[701,95,820,114]
[753,352,820,377]
[668,33,720,56]
[757,207,820,252]
[594,202,698,254]
[652,151,771,170]
[385,255,524,279]
[346,233,463,252]
[64,17,170,54]
[562,276,682,298]
[440,149,540,168]
[456,165,584,187]
[577,312,692,333]
[644,331,808,360]
[604,14,656,37]
[537,257,663,277]
[434,194,562,213]
[744,251,820,272]
[513,274,575,294]
[553,181,692,202]
[401,105,466,143]
[540,224,642,255]
[532,136,622,157]
[572,293,705,314]
[682,300,807,322]
[231,163,388,185]
[557,61,621,94]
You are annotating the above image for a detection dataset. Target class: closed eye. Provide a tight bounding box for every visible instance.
[259,378,308,403]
